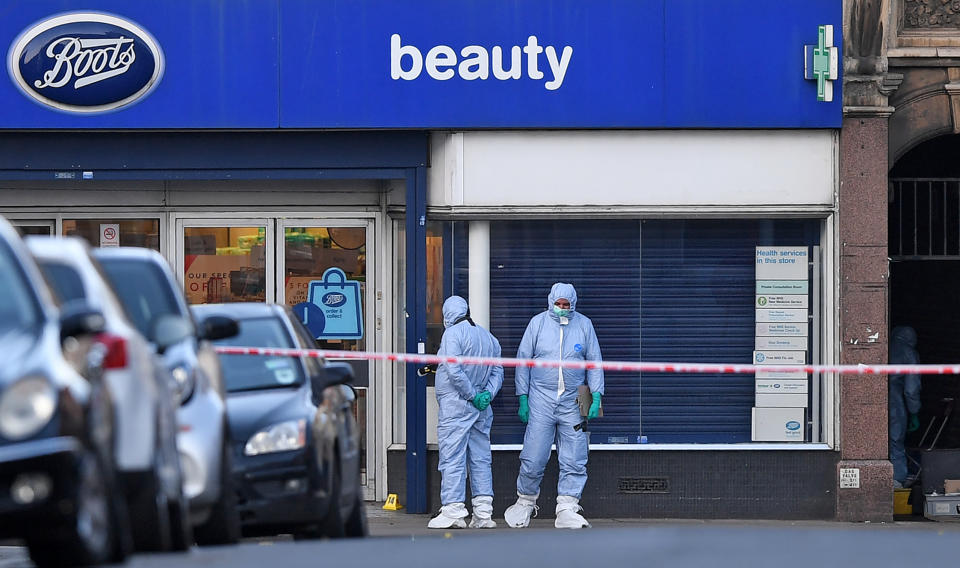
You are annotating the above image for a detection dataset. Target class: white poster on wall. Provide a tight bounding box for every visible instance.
[755,368,808,380]
[756,309,808,323]
[755,379,809,393]
[756,295,809,309]
[753,350,806,365]
[756,280,809,294]
[755,247,809,280]
[755,336,809,350]
[754,245,810,442]
[100,224,120,247]
[756,322,807,336]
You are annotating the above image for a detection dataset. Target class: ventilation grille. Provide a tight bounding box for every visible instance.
[618,477,669,494]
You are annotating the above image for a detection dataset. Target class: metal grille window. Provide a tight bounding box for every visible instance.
[889,179,960,258]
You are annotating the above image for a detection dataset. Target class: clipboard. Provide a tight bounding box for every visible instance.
[577,384,602,417]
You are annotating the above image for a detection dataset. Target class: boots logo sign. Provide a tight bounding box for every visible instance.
[7,12,164,114]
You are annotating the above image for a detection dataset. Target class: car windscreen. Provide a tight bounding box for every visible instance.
[0,241,42,332]
[97,258,183,339]
[212,316,306,392]
[37,260,87,303]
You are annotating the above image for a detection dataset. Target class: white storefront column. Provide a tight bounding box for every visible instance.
[468,221,490,328]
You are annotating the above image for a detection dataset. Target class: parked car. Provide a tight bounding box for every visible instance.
[192,303,367,539]
[92,247,241,544]
[0,218,127,566]
[26,237,191,552]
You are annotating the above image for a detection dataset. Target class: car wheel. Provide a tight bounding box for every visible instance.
[168,478,193,551]
[129,459,172,551]
[27,451,122,567]
[194,440,241,545]
[320,453,346,538]
[292,525,323,540]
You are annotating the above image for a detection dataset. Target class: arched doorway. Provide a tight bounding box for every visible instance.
[888,135,960,488]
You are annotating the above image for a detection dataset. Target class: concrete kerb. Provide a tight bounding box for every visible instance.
[365,504,960,537]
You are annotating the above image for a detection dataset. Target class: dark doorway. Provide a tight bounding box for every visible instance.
[890,133,960,456]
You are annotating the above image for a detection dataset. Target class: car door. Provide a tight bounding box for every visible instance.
[288,312,362,501]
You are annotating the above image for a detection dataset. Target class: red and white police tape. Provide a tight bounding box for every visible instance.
[213,346,960,376]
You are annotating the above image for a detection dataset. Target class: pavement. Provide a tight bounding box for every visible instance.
[365,502,960,536]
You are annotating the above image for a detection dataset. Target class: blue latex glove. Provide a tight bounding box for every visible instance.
[518,394,529,423]
[472,390,491,411]
[908,413,920,433]
[588,392,602,420]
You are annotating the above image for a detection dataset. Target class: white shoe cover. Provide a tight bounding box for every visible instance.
[428,502,468,529]
[555,496,590,529]
[504,492,539,528]
[468,495,497,528]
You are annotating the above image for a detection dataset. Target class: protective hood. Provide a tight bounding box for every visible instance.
[442,295,470,328]
[891,326,918,348]
[548,282,578,312]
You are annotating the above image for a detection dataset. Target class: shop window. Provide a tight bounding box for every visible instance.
[183,226,266,304]
[12,220,53,236]
[447,218,824,445]
[62,218,160,250]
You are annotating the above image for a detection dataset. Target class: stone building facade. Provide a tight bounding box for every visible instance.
[842,0,960,521]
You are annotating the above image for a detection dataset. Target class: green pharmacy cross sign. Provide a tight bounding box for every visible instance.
[804,25,839,102]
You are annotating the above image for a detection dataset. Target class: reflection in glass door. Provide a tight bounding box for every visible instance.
[177,220,274,305]
[278,222,373,496]
[12,220,54,236]
[282,226,367,350]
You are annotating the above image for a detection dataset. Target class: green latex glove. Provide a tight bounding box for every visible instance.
[472,390,492,411]
[518,394,529,423]
[908,413,920,433]
[479,391,492,410]
[588,392,602,420]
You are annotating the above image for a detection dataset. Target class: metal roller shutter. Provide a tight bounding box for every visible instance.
[453,218,818,444]
[640,219,817,443]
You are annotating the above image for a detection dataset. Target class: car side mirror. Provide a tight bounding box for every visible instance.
[152,315,194,354]
[311,362,354,395]
[60,303,106,343]
[199,315,239,341]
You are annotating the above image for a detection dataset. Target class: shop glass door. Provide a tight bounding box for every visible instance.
[176,219,274,305]
[277,220,374,497]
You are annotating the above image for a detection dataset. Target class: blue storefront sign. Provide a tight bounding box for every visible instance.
[0,0,841,129]
[295,268,364,341]
[8,12,163,114]
[1,0,278,128]
[282,0,841,128]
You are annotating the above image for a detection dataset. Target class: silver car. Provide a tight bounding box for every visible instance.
[27,237,191,552]
[92,247,241,545]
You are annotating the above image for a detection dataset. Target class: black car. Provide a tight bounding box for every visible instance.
[0,217,128,567]
[192,303,367,539]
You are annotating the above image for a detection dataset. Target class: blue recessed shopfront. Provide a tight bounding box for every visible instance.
[0,0,843,517]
